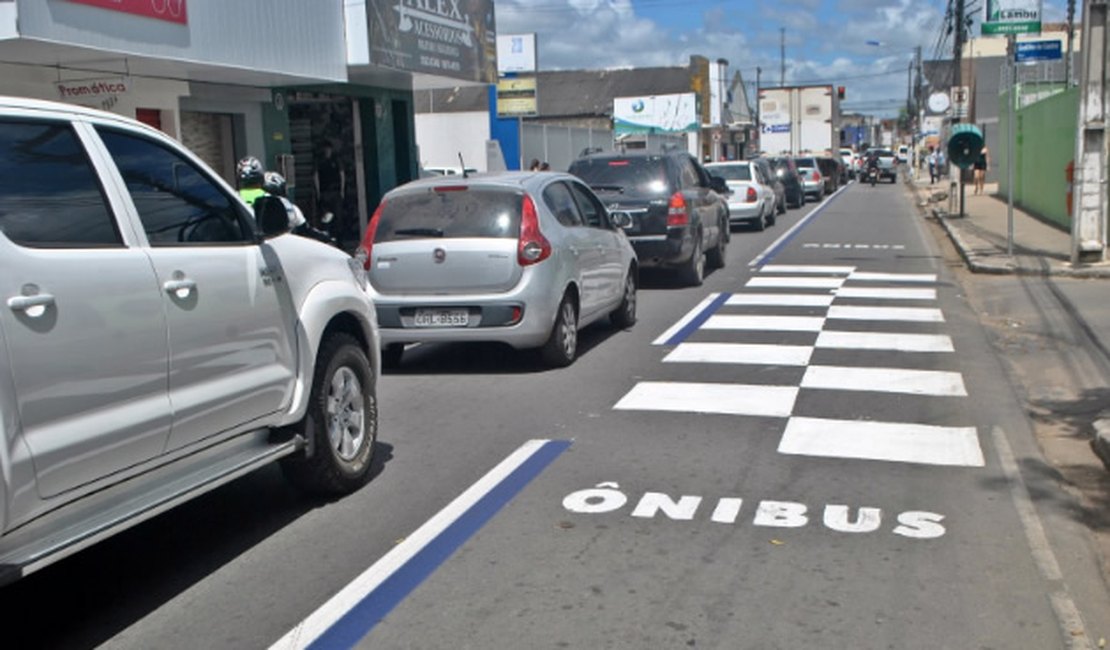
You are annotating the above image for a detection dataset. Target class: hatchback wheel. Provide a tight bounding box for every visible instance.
[610,270,637,329]
[541,295,578,367]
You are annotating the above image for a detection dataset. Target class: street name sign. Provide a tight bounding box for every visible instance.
[1014,40,1062,63]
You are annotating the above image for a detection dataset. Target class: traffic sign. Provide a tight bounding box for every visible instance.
[1015,40,1062,63]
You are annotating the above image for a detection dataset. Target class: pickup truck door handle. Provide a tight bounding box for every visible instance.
[163,278,197,298]
[8,293,55,315]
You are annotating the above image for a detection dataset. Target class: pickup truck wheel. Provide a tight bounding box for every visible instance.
[610,270,637,329]
[281,333,376,495]
[541,295,578,367]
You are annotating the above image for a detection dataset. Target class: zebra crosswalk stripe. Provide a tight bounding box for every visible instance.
[779,417,985,467]
[801,366,968,396]
[613,382,798,418]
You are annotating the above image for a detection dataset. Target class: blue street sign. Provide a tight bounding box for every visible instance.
[1015,40,1062,63]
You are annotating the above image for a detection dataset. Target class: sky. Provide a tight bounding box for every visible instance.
[494,0,1076,117]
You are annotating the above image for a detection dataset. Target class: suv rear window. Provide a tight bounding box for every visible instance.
[568,157,670,196]
[374,188,522,243]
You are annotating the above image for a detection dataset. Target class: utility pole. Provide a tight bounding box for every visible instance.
[1066,0,1076,87]
[1071,0,1109,264]
[756,66,762,155]
[780,28,786,87]
[953,0,967,217]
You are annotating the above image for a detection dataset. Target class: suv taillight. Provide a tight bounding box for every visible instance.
[746,187,758,202]
[667,192,689,227]
[518,194,551,266]
[355,200,385,270]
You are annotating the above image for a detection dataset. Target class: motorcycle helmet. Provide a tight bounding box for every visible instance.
[262,171,288,197]
[237,156,264,186]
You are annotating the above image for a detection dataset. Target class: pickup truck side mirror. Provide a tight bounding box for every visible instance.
[254,195,292,238]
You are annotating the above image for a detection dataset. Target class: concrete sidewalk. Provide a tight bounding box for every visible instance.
[904,170,1110,471]
[909,172,1110,278]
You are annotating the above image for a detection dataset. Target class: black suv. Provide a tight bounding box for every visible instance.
[568,150,730,286]
[763,156,806,209]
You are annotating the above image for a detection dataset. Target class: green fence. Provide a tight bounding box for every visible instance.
[997,87,1078,230]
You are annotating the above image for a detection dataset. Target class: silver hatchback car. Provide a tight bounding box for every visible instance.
[356,171,638,367]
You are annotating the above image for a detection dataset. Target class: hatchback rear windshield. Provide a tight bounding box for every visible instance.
[374,188,521,243]
[569,157,670,195]
[707,165,752,181]
[794,157,818,169]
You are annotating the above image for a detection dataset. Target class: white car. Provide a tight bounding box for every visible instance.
[705,160,777,231]
[0,96,381,585]
[839,148,857,178]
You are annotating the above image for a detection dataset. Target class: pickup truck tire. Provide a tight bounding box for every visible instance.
[678,237,705,287]
[281,333,377,495]
[541,294,578,367]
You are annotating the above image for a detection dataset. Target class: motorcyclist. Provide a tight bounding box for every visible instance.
[262,170,337,246]
[236,156,267,206]
[865,151,881,184]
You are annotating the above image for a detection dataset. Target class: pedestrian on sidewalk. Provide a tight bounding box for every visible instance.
[973,145,989,195]
[927,147,938,184]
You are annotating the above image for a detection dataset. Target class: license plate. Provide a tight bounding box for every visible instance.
[414,308,469,327]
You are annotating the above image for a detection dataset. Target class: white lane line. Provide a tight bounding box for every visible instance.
[849,272,937,283]
[747,277,845,289]
[664,342,813,366]
[759,264,855,274]
[801,366,968,396]
[726,294,835,307]
[269,439,565,650]
[816,331,955,352]
[614,382,798,417]
[991,426,1093,647]
[653,293,721,346]
[779,417,985,467]
[827,305,946,322]
[836,287,937,301]
[704,315,826,332]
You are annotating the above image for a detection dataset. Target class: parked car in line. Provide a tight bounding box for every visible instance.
[793,156,825,201]
[752,157,787,217]
[897,145,910,164]
[839,148,857,179]
[764,155,806,209]
[705,160,777,231]
[0,96,382,586]
[358,171,638,368]
[568,150,729,286]
[815,156,842,194]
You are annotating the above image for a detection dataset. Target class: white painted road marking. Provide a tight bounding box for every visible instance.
[815,331,955,352]
[613,382,798,418]
[760,264,855,275]
[726,293,836,307]
[801,366,968,396]
[779,417,985,467]
[704,315,826,332]
[747,276,845,289]
[836,287,937,301]
[664,342,813,366]
[827,305,946,322]
[848,272,937,283]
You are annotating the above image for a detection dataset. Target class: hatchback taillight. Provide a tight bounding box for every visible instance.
[355,201,385,270]
[518,194,551,266]
[746,187,758,202]
[667,192,689,227]
[812,170,822,181]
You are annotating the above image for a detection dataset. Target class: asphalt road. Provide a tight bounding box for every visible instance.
[3,177,1108,649]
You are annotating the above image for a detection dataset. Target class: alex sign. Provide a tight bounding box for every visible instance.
[613,93,699,135]
[367,0,497,84]
[67,0,187,25]
[982,0,1041,35]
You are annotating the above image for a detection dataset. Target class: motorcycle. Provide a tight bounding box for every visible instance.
[867,163,879,187]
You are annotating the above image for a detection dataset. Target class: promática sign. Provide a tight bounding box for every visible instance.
[66,0,187,25]
[367,0,497,84]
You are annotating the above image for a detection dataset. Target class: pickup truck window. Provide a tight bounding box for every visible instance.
[0,119,121,248]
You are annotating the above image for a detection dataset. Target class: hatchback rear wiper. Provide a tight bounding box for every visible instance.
[394,227,445,237]
[589,184,625,193]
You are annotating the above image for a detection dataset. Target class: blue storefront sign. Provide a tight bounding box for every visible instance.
[1015,40,1061,63]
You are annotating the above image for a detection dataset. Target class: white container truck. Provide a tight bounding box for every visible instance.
[758,85,840,156]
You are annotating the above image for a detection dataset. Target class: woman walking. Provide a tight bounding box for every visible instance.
[973,145,989,195]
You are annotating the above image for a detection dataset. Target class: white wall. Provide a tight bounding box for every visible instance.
[15,0,346,81]
[415,112,490,171]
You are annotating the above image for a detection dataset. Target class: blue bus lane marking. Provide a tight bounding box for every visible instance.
[270,439,572,650]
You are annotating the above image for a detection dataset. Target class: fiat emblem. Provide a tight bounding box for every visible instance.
[433,248,447,264]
